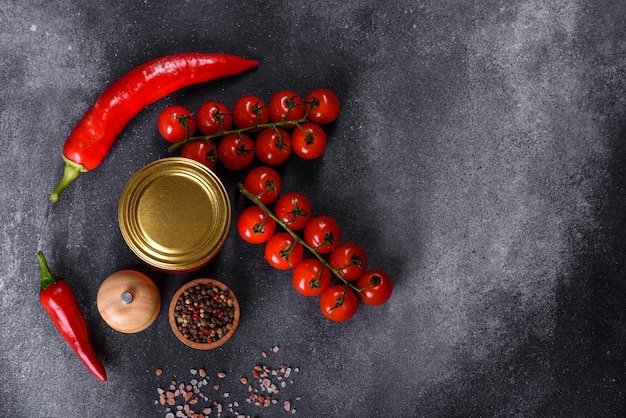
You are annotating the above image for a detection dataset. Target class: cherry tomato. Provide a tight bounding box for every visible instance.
[292,122,327,159]
[255,128,292,166]
[319,285,358,322]
[275,192,312,231]
[268,90,305,127]
[292,259,331,297]
[217,133,255,170]
[157,105,196,143]
[243,166,283,205]
[329,242,367,281]
[305,88,340,124]
[180,139,218,169]
[264,232,304,270]
[303,215,341,254]
[232,95,270,130]
[356,269,393,306]
[196,101,232,135]
[237,206,276,244]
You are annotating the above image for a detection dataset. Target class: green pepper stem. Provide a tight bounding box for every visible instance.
[237,183,361,293]
[37,251,58,290]
[50,158,87,203]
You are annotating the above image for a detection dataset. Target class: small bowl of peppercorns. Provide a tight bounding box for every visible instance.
[168,278,240,350]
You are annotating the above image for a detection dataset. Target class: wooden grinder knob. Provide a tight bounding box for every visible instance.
[97,270,161,333]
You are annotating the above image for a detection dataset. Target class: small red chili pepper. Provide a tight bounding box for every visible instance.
[37,251,107,382]
[50,52,259,203]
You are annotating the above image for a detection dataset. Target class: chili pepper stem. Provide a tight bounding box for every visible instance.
[237,183,361,293]
[37,251,58,290]
[50,157,87,203]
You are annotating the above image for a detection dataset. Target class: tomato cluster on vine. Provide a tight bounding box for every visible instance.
[236,167,393,322]
[157,88,340,170]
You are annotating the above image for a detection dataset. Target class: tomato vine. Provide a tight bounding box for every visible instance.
[237,182,361,293]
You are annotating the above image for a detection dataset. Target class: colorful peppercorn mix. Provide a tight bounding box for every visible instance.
[173,284,236,344]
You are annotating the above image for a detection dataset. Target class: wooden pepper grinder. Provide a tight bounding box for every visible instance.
[97,270,160,333]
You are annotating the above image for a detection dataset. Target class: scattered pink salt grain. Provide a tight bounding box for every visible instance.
[154,344,301,415]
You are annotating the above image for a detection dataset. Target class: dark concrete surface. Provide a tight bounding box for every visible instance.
[2,0,626,417]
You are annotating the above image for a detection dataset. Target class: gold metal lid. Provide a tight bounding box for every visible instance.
[118,158,231,272]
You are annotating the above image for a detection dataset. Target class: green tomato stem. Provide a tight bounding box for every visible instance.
[167,116,309,153]
[237,183,361,293]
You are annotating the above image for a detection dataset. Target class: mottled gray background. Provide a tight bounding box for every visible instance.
[1,0,625,417]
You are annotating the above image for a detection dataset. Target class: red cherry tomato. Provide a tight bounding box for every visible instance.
[243,166,283,205]
[232,95,269,130]
[237,206,276,244]
[329,242,367,281]
[319,285,358,322]
[303,215,341,254]
[255,128,292,166]
[180,140,218,169]
[264,232,304,270]
[292,122,327,159]
[217,133,255,170]
[292,259,331,297]
[305,88,340,125]
[356,269,393,306]
[268,90,305,127]
[275,192,312,231]
[196,101,232,135]
[157,105,196,143]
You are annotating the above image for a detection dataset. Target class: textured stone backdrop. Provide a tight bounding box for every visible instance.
[1,1,625,417]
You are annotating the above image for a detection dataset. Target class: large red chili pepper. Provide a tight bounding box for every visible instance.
[50,52,259,203]
[37,251,107,382]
